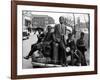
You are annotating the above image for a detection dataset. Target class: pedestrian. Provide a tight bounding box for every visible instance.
[76,32,87,66]
[24,29,45,59]
[24,26,53,60]
[42,25,53,59]
[66,33,76,65]
[52,16,67,66]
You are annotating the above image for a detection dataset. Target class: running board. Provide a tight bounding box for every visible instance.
[31,62,61,67]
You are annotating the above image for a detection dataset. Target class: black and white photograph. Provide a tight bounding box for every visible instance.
[11,1,97,79]
[22,11,90,69]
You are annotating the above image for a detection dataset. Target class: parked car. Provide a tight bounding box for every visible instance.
[22,30,30,40]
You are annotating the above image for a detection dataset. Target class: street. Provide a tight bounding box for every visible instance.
[22,32,38,69]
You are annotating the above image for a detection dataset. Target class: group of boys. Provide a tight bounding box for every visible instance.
[24,16,87,66]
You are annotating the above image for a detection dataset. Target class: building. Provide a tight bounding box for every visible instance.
[22,11,55,32]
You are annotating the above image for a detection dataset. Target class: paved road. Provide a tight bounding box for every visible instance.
[22,33,38,69]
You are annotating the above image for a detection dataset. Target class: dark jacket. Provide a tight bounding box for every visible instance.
[76,38,87,52]
[66,39,76,51]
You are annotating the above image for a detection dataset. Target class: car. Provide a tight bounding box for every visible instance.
[22,30,30,40]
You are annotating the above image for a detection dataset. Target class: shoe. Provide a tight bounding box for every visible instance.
[65,64,68,67]
[61,64,65,67]
[24,56,29,60]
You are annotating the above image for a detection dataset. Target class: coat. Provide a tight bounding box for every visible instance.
[53,24,66,43]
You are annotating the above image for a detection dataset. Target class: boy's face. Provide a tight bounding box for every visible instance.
[68,34,72,39]
[81,34,84,39]
[48,26,51,32]
[38,30,42,34]
[59,17,64,24]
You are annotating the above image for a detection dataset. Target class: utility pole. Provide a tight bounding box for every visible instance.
[73,13,76,38]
